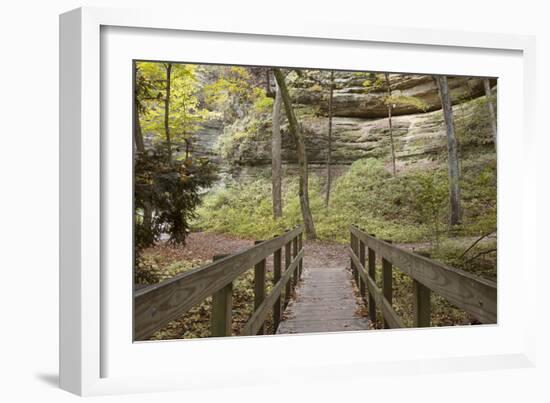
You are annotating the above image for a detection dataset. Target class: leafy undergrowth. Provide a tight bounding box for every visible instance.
[137,246,279,340]
[195,156,496,246]
[135,254,205,285]
[430,238,497,282]
[371,268,472,328]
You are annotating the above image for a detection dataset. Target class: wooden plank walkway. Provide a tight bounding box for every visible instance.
[276,266,370,334]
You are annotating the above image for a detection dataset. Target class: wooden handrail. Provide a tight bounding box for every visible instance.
[348,225,497,327]
[242,248,304,336]
[134,226,304,340]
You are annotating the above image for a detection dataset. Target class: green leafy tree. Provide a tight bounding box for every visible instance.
[134,61,218,251]
[208,67,275,163]
[204,66,255,120]
[138,62,209,160]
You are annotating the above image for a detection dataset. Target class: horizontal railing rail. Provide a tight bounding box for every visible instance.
[348,225,497,328]
[134,226,304,340]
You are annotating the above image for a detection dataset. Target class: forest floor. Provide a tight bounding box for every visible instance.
[143,232,353,276]
[144,231,255,265]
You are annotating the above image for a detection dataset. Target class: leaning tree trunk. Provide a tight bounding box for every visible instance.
[385,72,397,176]
[164,63,173,162]
[435,75,461,226]
[483,78,497,150]
[325,70,334,207]
[271,82,283,219]
[273,68,317,239]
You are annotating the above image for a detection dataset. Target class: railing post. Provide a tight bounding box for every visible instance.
[359,240,366,300]
[284,234,292,308]
[298,230,303,279]
[273,242,282,333]
[412,251,431,327]
[357,234,361,285]
[413,280,431,327]
[292,234,299,288]
[350,231,357,285]
[382,240,393,329]
[211,254,232,337]
[254,240,266,335]
[368,234,377,325]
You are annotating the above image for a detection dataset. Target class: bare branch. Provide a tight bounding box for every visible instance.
[459,230,496,259]
[464,248,497,264]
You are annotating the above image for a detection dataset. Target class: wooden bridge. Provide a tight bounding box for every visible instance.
[134,225,497,340]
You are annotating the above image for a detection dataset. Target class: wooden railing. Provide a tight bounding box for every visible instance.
[134,226,304,340]
[348,225,497,328]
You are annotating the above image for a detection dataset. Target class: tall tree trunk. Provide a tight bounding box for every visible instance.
[185,139,190,160]
[325,70,334,207]
[483,78,497,150]
[133,62,146,154]
[134,104,146,154]
[435,75,461,226]
[273,68,317,239]
[133,61,152,240]
[265,68,272,96]
[271,82,283,219]
[385,72,397,176]
[164,63,173,162]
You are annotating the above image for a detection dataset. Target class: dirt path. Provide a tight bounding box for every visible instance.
[146,233,353,274]
[302,239,349,268]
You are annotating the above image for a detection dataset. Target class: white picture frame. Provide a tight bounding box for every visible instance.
[60,6,537,396]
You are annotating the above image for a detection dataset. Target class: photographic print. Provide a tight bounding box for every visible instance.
[133,62,497,341]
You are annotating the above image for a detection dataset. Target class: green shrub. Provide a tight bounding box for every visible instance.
[195,176,322,240]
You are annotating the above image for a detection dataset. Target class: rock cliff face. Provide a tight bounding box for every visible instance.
[192,118,224,163]
[291,73,493,118]
[232,98,492,167]
[194,72,495,175]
